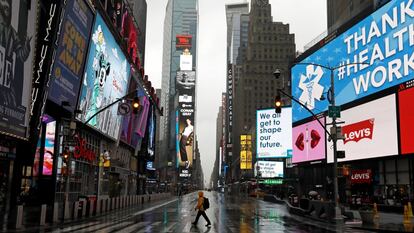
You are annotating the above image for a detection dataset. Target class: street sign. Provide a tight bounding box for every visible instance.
[337,150,345,159]
[328,106,341,118]
[118,103,131,115]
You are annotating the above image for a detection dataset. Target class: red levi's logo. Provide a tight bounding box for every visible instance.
[342,119,374,144]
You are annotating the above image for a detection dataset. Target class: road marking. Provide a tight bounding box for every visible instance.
[136,221,162,233]
[51,221,100,233]
[163,222,177,232]
[94,221,134,233]
[113,221,148,233]
[132,199,178,216]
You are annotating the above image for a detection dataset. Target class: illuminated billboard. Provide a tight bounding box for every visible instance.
[77,13,130,140]
[176,34,192,49]
[180,54,193,71]
[240,135,252,170]
[176,71,196,168]
[48,0,94,112]
[256,108,293,158]
[398,84,414,155]
[0,0,38,138]
[292,118,326,163]
[327,94,398,163]
[254,161,284,178]
[291,0,414,122]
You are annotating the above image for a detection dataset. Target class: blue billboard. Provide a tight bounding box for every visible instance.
[292,0,414,122]
[77,13,130,140]
[48,0,94,112]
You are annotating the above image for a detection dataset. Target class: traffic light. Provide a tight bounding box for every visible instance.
[132,97,140,114]
[62,148,69,164]
[275,95,282,113]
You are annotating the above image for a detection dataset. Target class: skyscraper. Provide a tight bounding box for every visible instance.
[231,0,296,181]
[160,0,198,181]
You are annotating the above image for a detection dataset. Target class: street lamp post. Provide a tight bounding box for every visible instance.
[274,62,368,222]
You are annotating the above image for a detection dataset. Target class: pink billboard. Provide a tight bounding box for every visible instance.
[292,118,326,163]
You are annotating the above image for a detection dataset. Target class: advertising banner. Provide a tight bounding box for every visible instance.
[121,10,139,66]
[0,0,38,139]
[292,118,326,163]
[147,106,156,157]
[291,0,414,122]
[240,135,252,170]
[256,108,292,158]
[77,13,130,140]
[176,71,196,168]
[180,54,192,71]
[254,161,284,178]
[398,85,414,155]
[327,94,398,163]
[176,34,192,49]
[48,0,94,112]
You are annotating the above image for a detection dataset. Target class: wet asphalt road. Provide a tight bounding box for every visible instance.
[36,191,371,233]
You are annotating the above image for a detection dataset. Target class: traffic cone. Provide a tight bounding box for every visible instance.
[404,205,411,224]
[373,203,379,219]
[408,202,414,218]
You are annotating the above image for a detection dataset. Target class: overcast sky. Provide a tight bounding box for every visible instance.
[145,0,327,186]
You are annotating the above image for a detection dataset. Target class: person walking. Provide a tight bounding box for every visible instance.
[192,191,211,227]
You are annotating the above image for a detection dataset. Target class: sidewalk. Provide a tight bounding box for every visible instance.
[1,193,180,233]
[263,195,414,232]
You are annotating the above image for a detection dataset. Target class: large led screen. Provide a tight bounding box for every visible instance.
[292,118,326,163]
[77,13,130,140]
[398,86,414,155]
[292,0,414,122]
[256,108,292,158]
[0,0,37,138]
[327,94,398,163]
[254,161,284,178]
[48,0,94,112]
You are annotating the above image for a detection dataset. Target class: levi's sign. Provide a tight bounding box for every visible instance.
[292,0,414,122]
[342,119,374,144]
[351,169,372,184]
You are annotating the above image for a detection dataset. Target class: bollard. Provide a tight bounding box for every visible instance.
[73,201,79,219]
[403,205,411,224]
[40,204,47,226]
[89,200,94,216]
[373,203,379,219]
[16,205,23,229]
[64,201,71,220]
[96,199,101,214]
[408,202,414,218]
[82,200,87,217]
[53,202,59,223]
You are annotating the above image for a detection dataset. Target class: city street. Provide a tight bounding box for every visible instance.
[13,192,372,233]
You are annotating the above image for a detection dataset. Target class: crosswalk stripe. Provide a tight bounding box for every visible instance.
[51,221,100,233]
[163,222,177,232]
[136,221,162,233]
[94,221,134,233]
[108,221,148,233]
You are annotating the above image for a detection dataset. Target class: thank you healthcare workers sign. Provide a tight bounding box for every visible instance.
[291,0,414,122]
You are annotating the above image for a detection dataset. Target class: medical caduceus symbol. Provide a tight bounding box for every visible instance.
[298,65,324,110]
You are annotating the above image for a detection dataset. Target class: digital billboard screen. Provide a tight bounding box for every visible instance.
[292,117,326,164]
[0,0,38,138]
[256,108,292,158]
[398,85,414,155]
[254,161,284,178]
[77,13,130,140]
[327,94,398,163]
[291,0,414,123]
[48,0,94,112]
[176,71,196,168]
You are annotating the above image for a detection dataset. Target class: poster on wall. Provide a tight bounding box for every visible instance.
[48,0,94,112]
[292,118,326,163]
[240,135,252,170]
[291,0,414,123]
[0,0,38,139]
[398,85,414,155]
[77,13,130,140]
[256,108,292,158]
[327,94,398,163]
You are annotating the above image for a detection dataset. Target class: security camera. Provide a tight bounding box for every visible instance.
[273,69,281,79]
